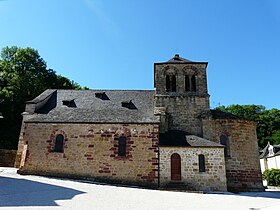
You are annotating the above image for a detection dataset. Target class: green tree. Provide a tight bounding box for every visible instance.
[0,46,86,149]
[215,105,280,149]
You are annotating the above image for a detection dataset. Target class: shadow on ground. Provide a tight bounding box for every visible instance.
[0,176,85,207]
[209,190,280,199]
[239,190,280,199]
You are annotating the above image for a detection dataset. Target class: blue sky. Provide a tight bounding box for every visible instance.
[0,0,279,109]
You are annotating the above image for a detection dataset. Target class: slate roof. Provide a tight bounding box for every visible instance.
[154,54,208,66]
[210,110,244,120]
[25,89,160,124]
[259,143,269,159]
[159,130,191,146]
[167,54,193,63]
[260,143,280,158]
[159,130,224,147]
[185,135,224,147]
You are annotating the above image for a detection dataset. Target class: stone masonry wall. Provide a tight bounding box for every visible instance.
[18,123,159,187]
[159,147,227,191]
[15,113,35,167]
[154,63,208,95]
[155,95,209,135]
[202,119,264,191]
[154,63,210,135]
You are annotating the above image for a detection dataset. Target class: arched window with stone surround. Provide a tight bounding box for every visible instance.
[54,134,64,153]
[118,136,126,157]
[191,75,196,92]
[185,75,190,91]
[166,75,171,92]
[166,74,176,92]
[198,154,206,172]
[171,75,176,92]
[220,134,230,157]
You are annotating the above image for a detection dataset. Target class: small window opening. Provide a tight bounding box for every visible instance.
[54,134,64,153]
[191,75,196,92]
[220,134,230,157]
[198,154,206,172]
[118,136,126,157]
[121,100,137,109]
[185,75,190,91]
[95,92,109,100]
[171,75,176,92]
[166,75,171,92]
[166,75,176,92]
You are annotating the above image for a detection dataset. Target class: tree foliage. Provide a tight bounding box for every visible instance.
[0,46,87,149]
[263,169,280,186]
[215,104,280,149]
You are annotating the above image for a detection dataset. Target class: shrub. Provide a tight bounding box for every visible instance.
[263,169,280,186]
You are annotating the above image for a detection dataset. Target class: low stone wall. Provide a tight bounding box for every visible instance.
[0,149,17,167]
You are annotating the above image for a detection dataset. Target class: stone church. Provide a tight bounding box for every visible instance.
[15,54,264,192]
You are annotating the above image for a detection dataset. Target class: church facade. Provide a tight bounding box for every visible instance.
[15,55,264,192]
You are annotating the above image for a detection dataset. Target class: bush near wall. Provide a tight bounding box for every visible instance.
[263,169,280,186]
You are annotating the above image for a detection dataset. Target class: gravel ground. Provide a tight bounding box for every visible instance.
[0,167,280,210]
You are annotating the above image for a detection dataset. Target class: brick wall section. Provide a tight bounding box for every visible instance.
[0,149,17,167]
[159,147,227,191]
[18,123,159,187]
[202,119,264,191]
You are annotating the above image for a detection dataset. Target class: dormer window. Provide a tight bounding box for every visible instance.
[95,92,109,100]
[62,99,76,107]
[121,100,137,109]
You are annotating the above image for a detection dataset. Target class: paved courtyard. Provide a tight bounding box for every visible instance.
[0,167,280,210]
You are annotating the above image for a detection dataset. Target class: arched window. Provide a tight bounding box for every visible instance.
[54,134,64,153]
[191,75,196,92]
[185,75,190,91]
[166,75,171,92]
[118,136,126,157]
[198,154,206,172]
[171,153,181,180]
[171,75,176,92]
[166,75,176,92]
[220,134,230,157]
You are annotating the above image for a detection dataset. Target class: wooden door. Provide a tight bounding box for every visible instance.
[171,153,181,180]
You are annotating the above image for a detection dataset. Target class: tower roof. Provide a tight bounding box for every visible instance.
[154,54,208,66]
[167,54,193,63]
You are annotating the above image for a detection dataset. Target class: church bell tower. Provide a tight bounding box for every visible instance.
[154,54,210,136]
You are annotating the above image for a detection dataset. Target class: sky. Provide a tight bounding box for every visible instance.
[0,0,279,109]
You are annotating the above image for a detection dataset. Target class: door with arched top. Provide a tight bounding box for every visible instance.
[171,153,181,180]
